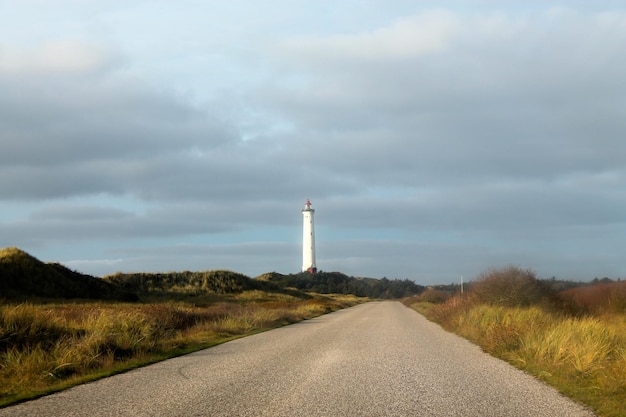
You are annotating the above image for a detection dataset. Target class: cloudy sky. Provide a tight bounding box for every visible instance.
[1,1,625,284]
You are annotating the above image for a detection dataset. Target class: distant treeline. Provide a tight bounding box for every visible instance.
[258,271,424,299]
[105,270,424,299]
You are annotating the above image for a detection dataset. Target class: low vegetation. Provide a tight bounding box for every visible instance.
[10,246,624,415]
[0,247,366,407]
[104,270,266,295]
[403,266,626,417]
[0,294,362,406]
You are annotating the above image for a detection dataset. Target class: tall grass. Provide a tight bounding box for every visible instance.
[403,266,626,417]
[0,293,363,406]
[517,317,618,374]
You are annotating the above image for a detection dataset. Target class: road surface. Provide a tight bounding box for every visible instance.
[1,301,595,416]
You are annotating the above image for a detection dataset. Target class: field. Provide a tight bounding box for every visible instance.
[0,292,363,407]
[3,248,624,414]
[403,267,626,417]
[1,247,430,408]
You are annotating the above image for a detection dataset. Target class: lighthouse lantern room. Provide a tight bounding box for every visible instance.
[302,199,317,273]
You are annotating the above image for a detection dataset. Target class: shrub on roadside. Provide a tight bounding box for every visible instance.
[559,281,626,315]
[471,266,557,308]
[417,288,451,304]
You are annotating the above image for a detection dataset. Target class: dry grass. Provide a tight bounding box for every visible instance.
[415,303,626,416]
[0,293,364,407]
[403,267,626,417]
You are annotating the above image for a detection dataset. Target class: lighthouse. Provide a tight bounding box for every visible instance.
[302,199,317,273]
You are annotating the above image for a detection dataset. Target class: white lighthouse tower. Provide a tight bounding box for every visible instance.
[302,199,317,273]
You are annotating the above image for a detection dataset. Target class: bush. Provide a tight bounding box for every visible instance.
[559,281,626,315]
[417,288,451,304]
[471,266,557,308]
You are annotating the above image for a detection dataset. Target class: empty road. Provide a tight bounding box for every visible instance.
[1,301,595,416]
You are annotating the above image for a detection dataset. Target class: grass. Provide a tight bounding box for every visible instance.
[402,267,626,417]
[0,292,365,407]
[426,308,626,417]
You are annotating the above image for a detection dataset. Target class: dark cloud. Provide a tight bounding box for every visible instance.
[1,4,625,282]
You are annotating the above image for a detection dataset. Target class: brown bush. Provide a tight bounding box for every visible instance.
[559,281,626,315]
[428,294,477,328]
[417,288,451,304]
[471,266,556,308]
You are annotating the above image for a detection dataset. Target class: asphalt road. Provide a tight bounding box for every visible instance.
[1,301,596,416]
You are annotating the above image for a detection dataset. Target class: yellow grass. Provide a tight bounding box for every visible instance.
[412,301,626,417]
[0,294,364,407]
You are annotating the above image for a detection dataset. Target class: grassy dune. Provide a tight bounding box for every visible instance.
[403,268,626,417]
[0,246,425,408]
[0,292,363,407]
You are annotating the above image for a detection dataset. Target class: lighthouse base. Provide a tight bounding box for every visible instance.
[305,267,317,274]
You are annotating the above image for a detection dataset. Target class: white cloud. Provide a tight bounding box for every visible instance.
[0,40,121,75]
[63,258,125,273]
[280,10,460,63]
